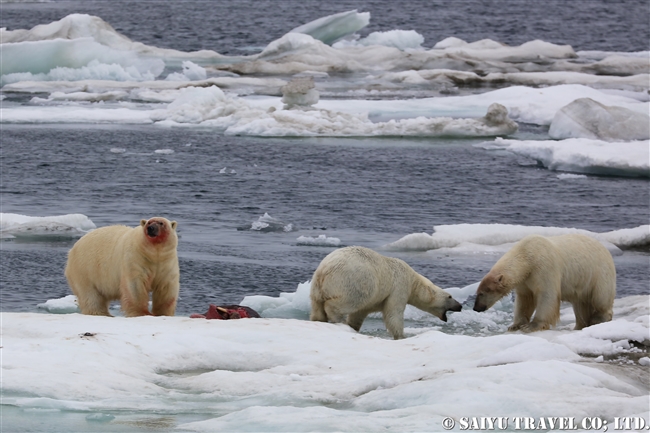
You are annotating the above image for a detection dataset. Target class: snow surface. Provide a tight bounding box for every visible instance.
[3,291,648,432]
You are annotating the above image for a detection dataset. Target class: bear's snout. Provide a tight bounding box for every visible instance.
[473,298,487,312]
[146,220,164,238]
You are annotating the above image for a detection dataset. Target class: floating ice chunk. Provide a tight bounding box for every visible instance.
[166,61,207,81]
[37,295,80,314]
[32,90,128,103]
[154,148,174,154]
[296,234,341,247]
[599,226,650,249]
[180,61,207,81]
[433,37,468,49]
[432,37,576,61]
[0,213,95,239]
[549,98,650,141]
[110,147,126,153]
[241,281,312,319]
[483,137,650,177]
[1,14,226,73]
[557,173,587,180]
[292,70,330,79]
[0,39,165,79]
[288,9,370,45]
[335,30,425,50]
[281,76,319,108]
[152,86,518,137]
[639,357,650,366]
[575,54,650,76]
[239,212,294,232]
[384,223,648,253]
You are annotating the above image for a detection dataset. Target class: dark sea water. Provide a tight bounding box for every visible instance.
[1,0,649,315]
[1,0,649,54]
[1,125,648,314]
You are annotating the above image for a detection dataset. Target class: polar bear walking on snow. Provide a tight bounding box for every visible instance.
[473,234,616,332]
[310,246,462,339]
[65,217,180,317]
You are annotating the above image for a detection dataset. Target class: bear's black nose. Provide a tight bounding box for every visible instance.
[146,223,160,237]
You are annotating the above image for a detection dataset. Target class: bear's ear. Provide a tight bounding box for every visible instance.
[140,219,147,227]
[171,221,177,230]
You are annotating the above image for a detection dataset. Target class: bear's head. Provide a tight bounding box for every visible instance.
[473,272,508,312]
[410,276,462,322]
[140,217,178,246]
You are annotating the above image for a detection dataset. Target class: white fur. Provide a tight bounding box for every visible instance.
[310,246,461,339]
[474,234,616,332]
[65,217,179,317]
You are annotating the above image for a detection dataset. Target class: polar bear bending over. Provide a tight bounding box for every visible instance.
[310,246,462,339]
[65,217,180,317]
[473,234,616,332]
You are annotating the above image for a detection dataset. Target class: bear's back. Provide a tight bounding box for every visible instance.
[66,225,134,281]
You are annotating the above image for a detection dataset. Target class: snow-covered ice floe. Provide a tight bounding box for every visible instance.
[3,290,648,432]
[0,213,96,239]
[383,223,650,254]
[149,85,519,137]
[296,234,341,247]
[479,137,650,178]
[237,212,294,232]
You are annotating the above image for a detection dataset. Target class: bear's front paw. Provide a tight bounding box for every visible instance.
[507,323,523,332]
[520,322,548,333]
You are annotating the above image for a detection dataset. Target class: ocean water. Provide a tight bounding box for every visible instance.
[1,124,648,315]
[2,0,649,54]
[0,0,648,311]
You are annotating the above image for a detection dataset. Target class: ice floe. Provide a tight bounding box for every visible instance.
[288,9,370,46]
[0,213,96,239]
[296,234,341,247]
[383,223,650,253]
[2,291,647,431]
[549,98,650,141]
[480,137,650,177]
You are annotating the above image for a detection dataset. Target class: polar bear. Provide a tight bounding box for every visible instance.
[65,217,180,317]
[310,246,462,339]
[473,234,616,332]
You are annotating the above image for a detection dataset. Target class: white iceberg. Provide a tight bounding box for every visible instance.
[549,98,650,141]
[481,137,650,177]
[383,223,650,253]
[288,9,370,45]
[151,86,518,137]
[0,213,96,239]
[296,234,341,247]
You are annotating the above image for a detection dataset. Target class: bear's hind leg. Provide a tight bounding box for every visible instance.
[347,309,371,332]
[310,298,328,322]
[587,308,612,328]
[572,300,591,330]
[323,300,347,324]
